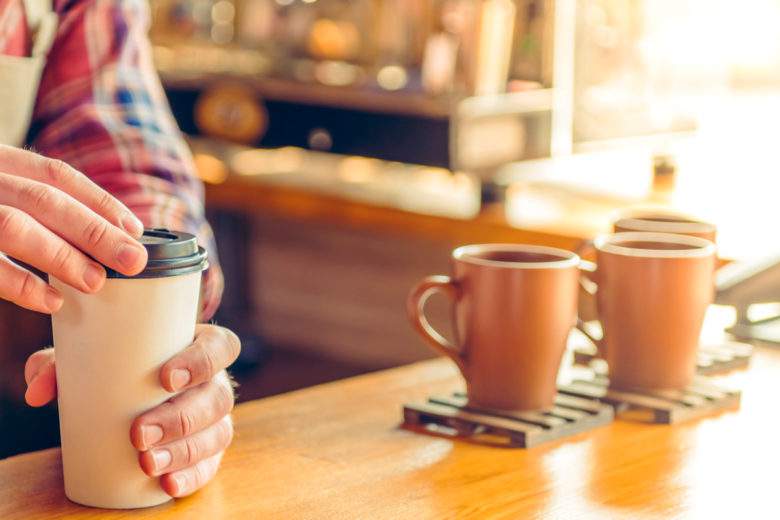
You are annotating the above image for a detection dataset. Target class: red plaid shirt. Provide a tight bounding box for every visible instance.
[0,0,222,319]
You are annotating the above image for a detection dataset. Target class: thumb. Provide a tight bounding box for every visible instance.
[24,348,57,407]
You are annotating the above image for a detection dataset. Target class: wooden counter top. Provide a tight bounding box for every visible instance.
[0,345,771,519]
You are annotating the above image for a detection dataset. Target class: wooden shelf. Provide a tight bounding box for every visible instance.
[160,70,454,119]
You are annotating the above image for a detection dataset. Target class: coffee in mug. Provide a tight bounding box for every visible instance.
[612,209,716,243]
[407,244,580,411]
[51,229,208,509]
[578,232,716,391]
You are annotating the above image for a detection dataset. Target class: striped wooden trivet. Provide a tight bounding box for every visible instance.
[557,374,741,424]
[572,341,752,375]
[403,392,613,448]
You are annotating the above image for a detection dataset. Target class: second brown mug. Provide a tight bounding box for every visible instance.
[578,232,716,390]
[407,244,580,411]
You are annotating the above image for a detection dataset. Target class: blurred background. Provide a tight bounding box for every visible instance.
[4,0,780,457]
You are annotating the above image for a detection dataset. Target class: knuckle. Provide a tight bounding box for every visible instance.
[192,460,209,488]
[0,206,25,237]
[217,418,234,447]
[32,185,57,212]
[214,381,235,414]
[83,218,110,248]
[95,190,116,213]
[177,408,195,437]
[16,270,39,301]
[50,243,75,273]
[18,182,50,210]
[201,345,218,379]
[184,437,200,465]
[44,159,72,185]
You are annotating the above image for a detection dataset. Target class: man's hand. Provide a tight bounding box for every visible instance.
[24,324,241,498]
[0,145,148,313]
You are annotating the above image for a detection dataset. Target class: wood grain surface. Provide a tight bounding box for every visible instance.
[0,345,772,519]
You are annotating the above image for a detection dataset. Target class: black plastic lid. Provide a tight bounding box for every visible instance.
[106,228,209,279]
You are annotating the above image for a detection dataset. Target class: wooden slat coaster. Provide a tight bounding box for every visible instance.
[697,341,753,374]
[572,341,753,375]
[557,376,741,424]
[402,392,613,448]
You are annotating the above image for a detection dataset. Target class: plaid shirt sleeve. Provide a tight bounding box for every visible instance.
[28,0,223,320]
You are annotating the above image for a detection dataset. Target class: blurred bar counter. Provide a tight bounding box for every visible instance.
[196,135,769,264]
[194,138,579,249]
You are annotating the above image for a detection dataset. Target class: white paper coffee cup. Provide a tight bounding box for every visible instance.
[51,229,208,509]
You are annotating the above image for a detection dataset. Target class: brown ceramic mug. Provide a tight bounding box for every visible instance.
[577,209,717,324]
[407,244,580,411]
[578,232,716,391]
[613,209,716,243]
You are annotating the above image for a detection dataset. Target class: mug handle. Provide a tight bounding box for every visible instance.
[575,239,605,355]
[407,275,466,374]
[577,239,599,324]
[574,238,596,260]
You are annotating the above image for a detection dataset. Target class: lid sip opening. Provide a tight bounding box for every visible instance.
[105,228,208,279]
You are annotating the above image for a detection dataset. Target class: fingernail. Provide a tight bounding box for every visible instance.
[173,473,187,495]
[116,242,145,272]
[141,424,164,449]
[121,213,144,237]
[44,286,63,312]
[83,263,105,291]
[170,369,191,391]
[152,449,172,473]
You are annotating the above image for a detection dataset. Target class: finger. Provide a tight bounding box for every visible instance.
[160,452,224,498]
[160,325,240,392]
[0,205,107,293]
[0,145,144,237]
[139,416,233,477]
[130,378,234,451]
[0,255,62,313]
[25,355,57,407]
[24,347,54,384]
[0,173,147,276]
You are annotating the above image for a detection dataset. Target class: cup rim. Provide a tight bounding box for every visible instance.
[452,243,580,269]
[595,232,716,258]
[614,211,715,235]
